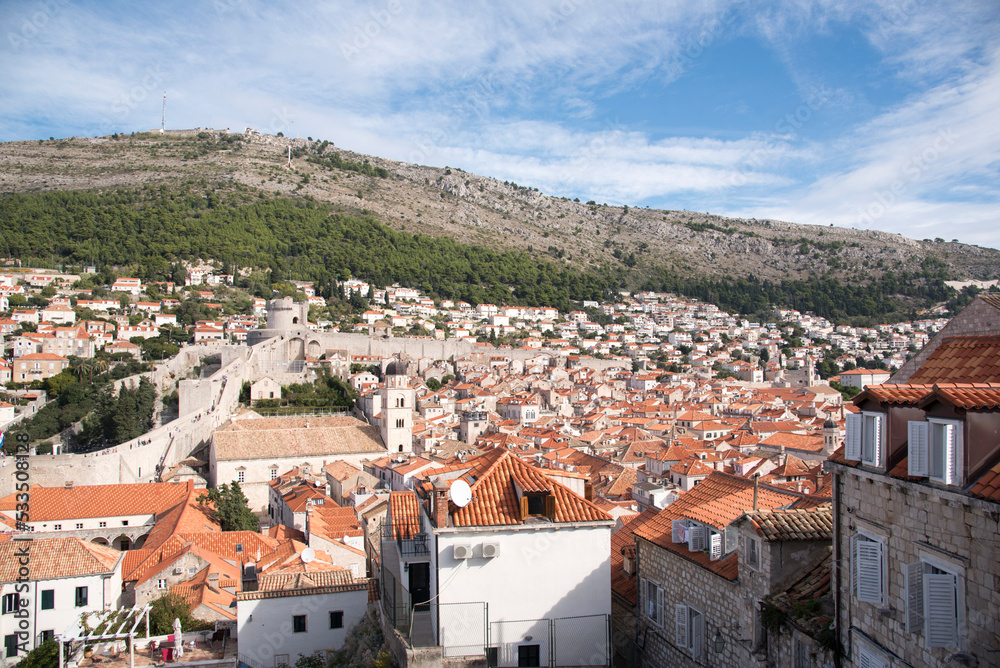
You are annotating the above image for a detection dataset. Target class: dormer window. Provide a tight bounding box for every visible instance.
[520,492,554,520]
[845,411,885,467]
[907,419,963,485]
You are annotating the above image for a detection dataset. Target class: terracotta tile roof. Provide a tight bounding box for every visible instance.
[670,459,716,477]
[857,383,935,406]
[919,383,1000,410]
[0,538,122,582]
[307,504,363,541]
[611,508,660,604]
[267,524,306,542]
[257,570,353,591]
[746,506,832,542]
[825,445,859,467]
[424,450,612,528]
[389,491,422,538]
[213,416,386,460]
[759,432,824,452]
[908,335,1000,384]
[970,460,1000,502]
[0,481,193,522]
[634,472,799,554]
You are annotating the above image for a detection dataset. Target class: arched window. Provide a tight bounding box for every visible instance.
[396,397,404,408]
[292,317,299,324]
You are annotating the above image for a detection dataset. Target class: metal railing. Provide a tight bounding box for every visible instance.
[380,520,430,556]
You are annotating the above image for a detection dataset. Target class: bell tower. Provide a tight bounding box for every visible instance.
[380,358,414,453]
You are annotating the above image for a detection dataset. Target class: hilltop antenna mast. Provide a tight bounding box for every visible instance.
[161,92,166,134]
[287,144,292,167]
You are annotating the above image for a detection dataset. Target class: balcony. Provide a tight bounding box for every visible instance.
[381,520,430,557]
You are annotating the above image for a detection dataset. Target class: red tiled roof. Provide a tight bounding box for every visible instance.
[919,383,1000,410]
[0,538,122,581]
[970,460,1000,502]
[908,335,1000,384]
[389,491,422,538]
[0,481,194,522]
[857,384,934,406]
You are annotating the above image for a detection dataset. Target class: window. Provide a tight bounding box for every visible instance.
[526,495,544,516]
[75,586,88,607]
[41,590,54,610]
[238,471,245,483]
[396,419,404,428]
[746,536,760,569]
[157,579,167,590]
[905,559,961,648]
[674,605,704,660]
[40,630,54,643]
[99,521,107,528]
[641,578,663,627]
[857,644,888,668]
[907,419,963,485]
[851,533,885,605]
[2,594,19,615]
[329,611,344,629]
[845,412,885,466]
[292,615,307,633]
[794,638,811,668]
[76,523,83,529]
[235,543,244,554]
[122,520,128,526]
[5,634,18,659]
[53,524,62,531]
[517,645,541,667]
[270,469,278,480]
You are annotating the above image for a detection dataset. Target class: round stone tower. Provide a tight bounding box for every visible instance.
[266,296,308,330]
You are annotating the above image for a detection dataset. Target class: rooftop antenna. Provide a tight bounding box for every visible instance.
[287,144,291,167]
[160,92,166,134]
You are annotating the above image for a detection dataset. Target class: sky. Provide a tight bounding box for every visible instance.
[1,0,999,249]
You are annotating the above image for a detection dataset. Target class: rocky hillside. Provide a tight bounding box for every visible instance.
[1,130,998,285]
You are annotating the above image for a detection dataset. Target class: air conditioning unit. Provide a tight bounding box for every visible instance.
[453,544,473,560]
[482,543,500,559]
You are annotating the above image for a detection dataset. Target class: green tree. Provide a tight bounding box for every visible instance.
[15,638,62,668]
[146,593,212,636]
[197,482,259,531]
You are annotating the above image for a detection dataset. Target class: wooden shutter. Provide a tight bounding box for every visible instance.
[519,495,529,520]
[690,609,704,659]
[904,561,925,633]
[544,494,556,520]
[674,604,688,648]
[856,539,884,604]
[845,413,863,460]
[925,572,958,648]
[709,532,722,561]
[907,422,929,477]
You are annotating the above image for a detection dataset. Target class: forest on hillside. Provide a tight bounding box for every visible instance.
[0,185,957,324]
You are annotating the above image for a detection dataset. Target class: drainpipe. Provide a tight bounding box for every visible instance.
[752,474,759,511]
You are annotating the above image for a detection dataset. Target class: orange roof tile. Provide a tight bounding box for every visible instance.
[970,460,1000,502]
[908,335,1000,384]
[0,538,122,581]
[0,481,193,522]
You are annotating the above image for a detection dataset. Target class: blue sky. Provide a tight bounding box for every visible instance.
[2,0,999,248]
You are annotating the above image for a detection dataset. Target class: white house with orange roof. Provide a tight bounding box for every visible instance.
[379,449,615,665]
[1,538,124,660]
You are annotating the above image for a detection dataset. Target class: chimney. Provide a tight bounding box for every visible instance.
[64,481,73,489]
[434,481,450,528]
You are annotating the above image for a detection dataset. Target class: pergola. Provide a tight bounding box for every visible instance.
[58,605,152,668]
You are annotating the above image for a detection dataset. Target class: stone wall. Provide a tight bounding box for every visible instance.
[833,464,1000,667]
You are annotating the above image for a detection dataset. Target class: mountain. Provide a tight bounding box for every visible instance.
[1,130,998,322]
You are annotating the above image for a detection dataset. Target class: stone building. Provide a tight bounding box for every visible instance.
[826,332,1000,667]
[209,415,388,514]
[629,472,828,667]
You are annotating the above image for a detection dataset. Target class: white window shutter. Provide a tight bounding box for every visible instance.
[691,609,704,659]
[850,534,859,597]
[674,604,688,648]
[671,519,683,543]
[689,525,706,552]
[873,414,885,465]
[942,423,959,486]
[845,413,863,460]
[709,532,722,561]
[856,539,884,604]
[904,561,925,633]
[925,572,958,648]
[858,647,887,668]
[656,586,664,628]
[908,422,929,477]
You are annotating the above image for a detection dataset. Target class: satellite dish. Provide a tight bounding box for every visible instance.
[300,547,315,563]
[449,479,473,508]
